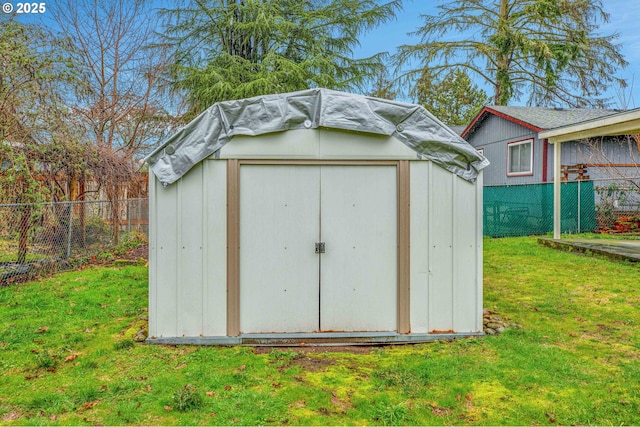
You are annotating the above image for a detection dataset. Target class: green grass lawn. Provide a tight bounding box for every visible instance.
[0,236,639,425]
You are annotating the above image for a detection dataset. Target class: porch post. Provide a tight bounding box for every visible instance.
[553,141,561,239]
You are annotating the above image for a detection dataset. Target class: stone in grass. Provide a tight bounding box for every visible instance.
[135,329,148,342]
[482,307,521,335]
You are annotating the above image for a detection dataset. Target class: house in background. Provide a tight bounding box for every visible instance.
[461,106,626,186]
[462,106,640,236]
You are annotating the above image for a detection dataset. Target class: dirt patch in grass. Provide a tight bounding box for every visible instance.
[291,355,335,372]
[255,345,384,355]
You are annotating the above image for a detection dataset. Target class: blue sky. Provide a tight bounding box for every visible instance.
[10,0,640,109]
[355,0,640,108]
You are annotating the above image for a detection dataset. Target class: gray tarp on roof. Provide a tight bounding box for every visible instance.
[145,88,489,186]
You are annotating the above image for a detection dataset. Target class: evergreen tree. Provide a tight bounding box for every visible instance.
[396,0,627,107]
[413,69,489,126]
[161,0,401,115]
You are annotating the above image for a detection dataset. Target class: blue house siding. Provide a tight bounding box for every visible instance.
[465,114,547,186]
[463,106,628,186]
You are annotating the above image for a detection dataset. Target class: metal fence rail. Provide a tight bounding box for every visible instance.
[0,198,148,284]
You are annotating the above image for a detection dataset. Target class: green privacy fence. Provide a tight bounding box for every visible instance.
[484,181,597,237]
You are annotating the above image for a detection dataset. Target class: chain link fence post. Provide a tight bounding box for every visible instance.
[66,202,73,260]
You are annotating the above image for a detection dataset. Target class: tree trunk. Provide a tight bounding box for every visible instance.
[109,183,120,245]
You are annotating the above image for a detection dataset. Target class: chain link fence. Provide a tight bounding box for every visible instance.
[484,177,640,237]
[3,178,639,282]
[0,198,148,285]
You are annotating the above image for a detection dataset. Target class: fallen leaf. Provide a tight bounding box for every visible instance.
[232,418,239,423]
[174,363,187,370]
[224,385,232,391]
[271,382,282,388]
[82,400,99,409]
[206,391,215,397]
[37,326,49,334]
[70,301,76,307]
[210,412,217,417]
[163,405,172,412]
[237,364,246,371]
[65,354,78,362]
[146,385,152,392]
[546,412,556,423]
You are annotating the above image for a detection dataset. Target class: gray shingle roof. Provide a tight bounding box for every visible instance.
[488,105,619,130]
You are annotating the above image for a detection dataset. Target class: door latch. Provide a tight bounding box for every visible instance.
[315,242,326,254]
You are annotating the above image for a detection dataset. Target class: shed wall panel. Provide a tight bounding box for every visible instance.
[176,164,205,337]
[148,170,157,338]
[203,160,228,336]
[153,175,179,338]
[476,172,484,331]
[428,164,454,332]
[409,161,430,333]
[453,177,481,332]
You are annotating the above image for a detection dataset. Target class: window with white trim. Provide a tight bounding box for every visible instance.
[507,139,533,176]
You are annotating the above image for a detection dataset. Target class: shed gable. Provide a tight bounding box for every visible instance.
[217,128,418,160]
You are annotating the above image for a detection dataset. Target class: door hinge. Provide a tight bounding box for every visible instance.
[315,242,326,254]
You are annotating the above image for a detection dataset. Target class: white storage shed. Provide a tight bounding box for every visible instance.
[145,88,489,345]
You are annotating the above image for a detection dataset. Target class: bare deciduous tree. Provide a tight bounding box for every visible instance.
[51,0,173,242]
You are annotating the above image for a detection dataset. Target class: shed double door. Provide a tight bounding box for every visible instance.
[239,164,398,333]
